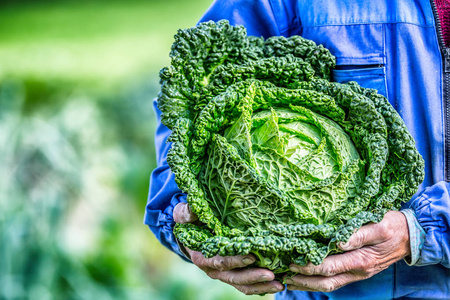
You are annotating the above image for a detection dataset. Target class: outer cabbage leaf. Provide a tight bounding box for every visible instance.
[159,20,425,276]
[158,20,335,129]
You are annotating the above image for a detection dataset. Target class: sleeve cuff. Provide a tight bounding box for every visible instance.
[400,208,426,266]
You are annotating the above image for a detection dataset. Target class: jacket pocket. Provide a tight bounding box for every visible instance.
[332,65,388,98]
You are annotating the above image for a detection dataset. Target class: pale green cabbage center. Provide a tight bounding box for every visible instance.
[201,106,364,232]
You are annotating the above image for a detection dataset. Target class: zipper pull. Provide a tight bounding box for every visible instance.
[445,48,450,73]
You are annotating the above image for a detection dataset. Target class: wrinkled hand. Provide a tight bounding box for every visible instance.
[173,202,285,295]
[285,211,410,293]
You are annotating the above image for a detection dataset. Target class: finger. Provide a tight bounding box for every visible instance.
[285,272,367,293]
[208,268,276,285]
[290,251,367,276]
[338,222,386,251]
[173,202,198,224]
[192,252,256,271]
[232,281,285,296]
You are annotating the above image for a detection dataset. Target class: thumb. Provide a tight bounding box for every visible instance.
[338,222,383,251]
[173,202,198,224]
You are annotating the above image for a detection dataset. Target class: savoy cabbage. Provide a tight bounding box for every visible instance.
[157,20,425,275]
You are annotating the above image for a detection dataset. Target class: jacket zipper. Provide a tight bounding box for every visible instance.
[445,49,450,182]
[430,0,450,182]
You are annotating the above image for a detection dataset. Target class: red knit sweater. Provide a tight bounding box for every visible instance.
[436,0,450,46]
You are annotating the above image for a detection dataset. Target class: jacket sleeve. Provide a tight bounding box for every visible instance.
[144,100,190,261]
[404,181,450,268]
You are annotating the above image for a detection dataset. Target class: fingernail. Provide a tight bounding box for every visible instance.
[290,266,299,272]
[242,257,254,265]
[270,288,280,293]
[285,279,293,285]
[339,242,349,249]
[260,275,271,281]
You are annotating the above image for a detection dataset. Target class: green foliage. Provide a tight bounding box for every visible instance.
[0,79,153,300]
[159,20,425,276]
[0,0,213,87]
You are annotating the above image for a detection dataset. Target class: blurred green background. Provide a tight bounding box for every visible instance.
[0,1,273,299]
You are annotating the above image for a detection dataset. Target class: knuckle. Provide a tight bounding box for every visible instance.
[322,281,336,293]
[307,266,318,275]
[354,230,366,248]
[353,257,370,275]
[353,255,367,270]
[318,262,339,276]
[300,267,313,275]
[225,274,237,285]
[315,262,339,277]
[377,221,393,240]
[237,286,254,296]
[320,278,341,293]
[244,289,255,296]
[321,266,337,277]
[361,263,376,276]
[222,257,237,270]
[212,257,227,271]
[354,253,377,275]
[300,263,315,275]
[363,268,376,277]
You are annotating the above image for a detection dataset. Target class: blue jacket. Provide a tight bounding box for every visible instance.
[145,0,450,299]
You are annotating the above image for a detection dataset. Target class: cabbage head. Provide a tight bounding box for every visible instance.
[157,20,425,275]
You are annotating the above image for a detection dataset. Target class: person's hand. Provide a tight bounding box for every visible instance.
[173,202,285,295]
[285,211,411,293]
